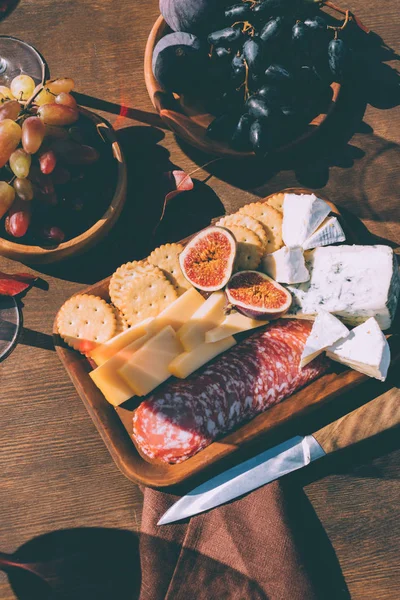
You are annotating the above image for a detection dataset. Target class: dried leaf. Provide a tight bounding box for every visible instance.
[0,272,38,297]
[153,170,194,235]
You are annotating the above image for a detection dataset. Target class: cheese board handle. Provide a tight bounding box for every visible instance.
[313,389,400,454]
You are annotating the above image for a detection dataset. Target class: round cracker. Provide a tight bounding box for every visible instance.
[109,260,164,310]
[57,294,116,352]
[148,243,190,296]
[229,225,263,270]
[265,192,285,213]
[215,214,268,251]
[119,272,178,327]
[238,202,283,252]
[112,305,130,335]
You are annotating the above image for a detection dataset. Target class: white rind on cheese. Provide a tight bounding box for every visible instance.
[262,246,310,284]
[283,245,400,330]
[282,193,331,248]
[302,216,345,250]
[300,310,349,368]
[326,317,391,381]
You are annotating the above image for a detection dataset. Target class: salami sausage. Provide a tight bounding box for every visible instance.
[132,320,331,463]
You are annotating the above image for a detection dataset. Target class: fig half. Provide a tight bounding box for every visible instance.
[226,270,292,319]
[179,226,236,292]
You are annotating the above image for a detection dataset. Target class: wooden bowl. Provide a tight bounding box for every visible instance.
[0,108,127,264]
[145,15,341,158]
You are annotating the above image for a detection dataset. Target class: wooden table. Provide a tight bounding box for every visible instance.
[0,1,399,598]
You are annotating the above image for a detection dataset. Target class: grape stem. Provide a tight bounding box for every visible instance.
[232,20,255,36]
[321,1,370,33]
[236,59,250,102]
[327,9,350,33]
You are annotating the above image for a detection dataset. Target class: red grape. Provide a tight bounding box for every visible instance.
[52,140,99,165]
[39,150,57,174]
[38,104,79,126]
[5,196,31,237]
[0,100,21,122]
[51,166,71,185]
[22,116,45,154]
[55,92,77,110]
[38,226,65,244]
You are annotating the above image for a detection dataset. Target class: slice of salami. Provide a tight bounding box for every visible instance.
[132,320,331,464]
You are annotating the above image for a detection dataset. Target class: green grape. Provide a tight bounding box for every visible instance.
[55,92,77,110]
[37,104,79,126]
[0,100,21,122]
[46,78,75,95]
[0,86,15,100]
[0,181,16,218]
[13,177,34,201]
[9,148,32,178]
[10,74,35,101]
[22,116,45,154]
[35,87,56,106]
[0,119,22,168]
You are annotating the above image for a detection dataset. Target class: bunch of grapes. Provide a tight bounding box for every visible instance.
[0,75,101,244]
[202,0,351,153]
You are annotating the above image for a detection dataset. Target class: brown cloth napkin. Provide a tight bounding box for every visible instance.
[138,479,350,600]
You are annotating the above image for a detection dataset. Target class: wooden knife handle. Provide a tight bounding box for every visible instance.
[313,388,400,454]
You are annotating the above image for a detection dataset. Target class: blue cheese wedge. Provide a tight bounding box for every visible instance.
[282,193,331,248]
[262,246,310,284]
[326,318,390,381]
[284,245,400,330]
[302,216,345,250]
[300,310,349,368]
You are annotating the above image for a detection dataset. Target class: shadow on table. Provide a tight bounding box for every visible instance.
[35,125,224,285]
[3,527,270,600]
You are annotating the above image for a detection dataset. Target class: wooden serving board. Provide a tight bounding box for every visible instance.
[54,189,397,488]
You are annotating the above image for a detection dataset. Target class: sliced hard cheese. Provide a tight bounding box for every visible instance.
[148,287,205,334]
[89,337,152,405]
[300,310,349,368]
[205,311,268,343]
[262,246,309,284]
[282,193,331,248]
[118,326,182,396]
[302,216,345,251]
[177,291,226,351]
[89,317,153,366]
[326,317,390,381]
[169,336,236,379]
[284,245,400,330]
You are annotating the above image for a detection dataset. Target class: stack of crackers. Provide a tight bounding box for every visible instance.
[57,193,285,353]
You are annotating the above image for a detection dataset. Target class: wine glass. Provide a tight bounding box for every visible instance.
[0,296,21,361]
[0,35,48,90]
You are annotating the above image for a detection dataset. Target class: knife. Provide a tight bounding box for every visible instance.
[158,390,400,525]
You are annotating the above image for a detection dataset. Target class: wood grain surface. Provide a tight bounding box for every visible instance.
[0,1,399,599]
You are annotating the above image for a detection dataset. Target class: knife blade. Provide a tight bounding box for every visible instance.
[158,389,400,525]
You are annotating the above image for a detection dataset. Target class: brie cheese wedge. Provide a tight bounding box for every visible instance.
[282,193,331,248]
[300,310,349,368]
[262,246,310,284]
[302,216,345,250]
[326,317,391,381]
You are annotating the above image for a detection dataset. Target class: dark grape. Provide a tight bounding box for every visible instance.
[243,38,264,75]
[225,3,251,21]
[232,53,245,69]
[252,0,297,19]
[292,22,310,52]
[208,27,242,47]
[246,96,274,121]
[206,113,236,141]
[304,15,327,31]
[231,113,254,150]
[215,46,232,61]
[264,64,293,85]
[38,226,65,244]
[211,88,244,115]
[260,17,285,47]
[249,120,270,155]
[257,84,281,106]
[328,38,349,81]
